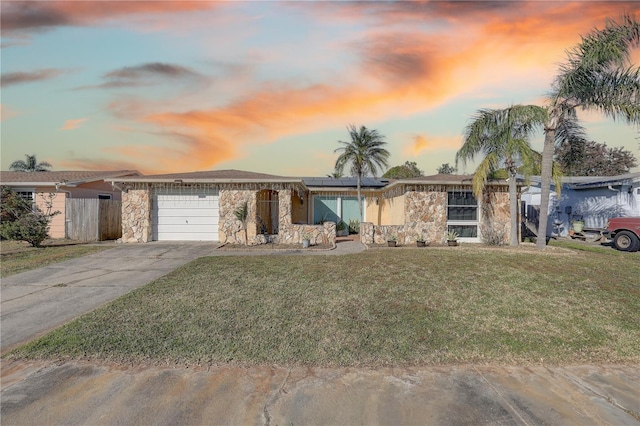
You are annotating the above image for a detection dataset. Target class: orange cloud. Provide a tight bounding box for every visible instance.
[60,118,88,131]
[57,157,150,174]
[86,1,640,174]
[406,134,461,156]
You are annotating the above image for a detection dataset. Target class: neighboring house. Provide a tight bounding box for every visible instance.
[1,170,140,239]
[112,170,514,245]
[522,172,640,237]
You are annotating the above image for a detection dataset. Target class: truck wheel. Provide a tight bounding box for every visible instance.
[613,231,640,252]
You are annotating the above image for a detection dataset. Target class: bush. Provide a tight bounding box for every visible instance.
[1,210,51,247]
[481,222,508,246]
[1,186,31,223]
[0,186,55,247]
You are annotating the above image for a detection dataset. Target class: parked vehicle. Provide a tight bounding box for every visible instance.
[604,217,640,252]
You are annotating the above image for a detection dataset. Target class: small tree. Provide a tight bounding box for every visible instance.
[234,201,249,245]
[383,161,423,178]
[0,187,55,247]
[556,139,638,176]
[1,186,31,223]
[437,163,457,174]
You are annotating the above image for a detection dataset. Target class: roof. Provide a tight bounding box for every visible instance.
[302,177,390,188]
[384,174,509,189]
[110,169,301,183]
[528,172,640,189]
[1,170,140,187]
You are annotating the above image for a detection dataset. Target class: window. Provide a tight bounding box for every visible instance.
[98,194,112,200]
[447,191,478,238]
[312,195,364,225]
[16,191,34,202]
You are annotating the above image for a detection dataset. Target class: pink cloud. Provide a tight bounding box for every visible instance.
[69,2,640,173]
[60,118,88,131]
[406,134,462,156]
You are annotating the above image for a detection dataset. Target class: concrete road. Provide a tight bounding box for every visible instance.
[1,361,638,425]
[1,242,219,354]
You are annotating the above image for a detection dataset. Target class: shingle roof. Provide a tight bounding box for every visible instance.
[528,172,640,189]
[1,170,140,185]
[110,169,297,183]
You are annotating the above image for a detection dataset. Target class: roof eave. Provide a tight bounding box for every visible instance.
[2,181,79,188]
[109,178,303,184]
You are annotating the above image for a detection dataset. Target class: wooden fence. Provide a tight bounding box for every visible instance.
[65,199,122,241]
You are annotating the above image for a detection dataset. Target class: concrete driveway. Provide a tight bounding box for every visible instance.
[1,242,218,354]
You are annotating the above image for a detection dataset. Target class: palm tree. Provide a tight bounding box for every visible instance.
[334,125,390,222]
[9,154,52,172]
[537,15,640,249]
[456,105,548,246]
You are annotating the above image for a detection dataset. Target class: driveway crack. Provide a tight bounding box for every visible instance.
[557,369,640,422]
[263,368,291,426]
[473,366,532,426]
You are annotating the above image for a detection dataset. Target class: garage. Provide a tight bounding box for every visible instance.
[152,188,219,241]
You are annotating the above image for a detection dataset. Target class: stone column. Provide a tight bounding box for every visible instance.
[121,188,151,243]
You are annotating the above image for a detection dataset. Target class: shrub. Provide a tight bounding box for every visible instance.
[0,187,57,247]
[1,210,51,247]
[481,222,508,246]
[1,186,31,223]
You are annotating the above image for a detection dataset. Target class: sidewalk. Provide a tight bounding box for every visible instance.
[2,361,638,425]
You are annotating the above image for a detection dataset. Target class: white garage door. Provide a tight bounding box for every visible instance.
[152,188,219,241]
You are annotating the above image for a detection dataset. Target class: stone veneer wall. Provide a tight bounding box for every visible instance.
[219,187,337,246]
[121,188,151,243]
[405,191,447,243]
[219,189,257,244]
[361,187,512,245]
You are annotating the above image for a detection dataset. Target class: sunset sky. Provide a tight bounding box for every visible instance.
[1,1,639,176]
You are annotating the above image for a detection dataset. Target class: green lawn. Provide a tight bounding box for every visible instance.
[6,246,639,367]
[0,240,110,277]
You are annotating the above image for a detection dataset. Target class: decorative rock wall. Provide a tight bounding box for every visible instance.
[219,189,257,244]
[218,188,332,246]
[405,191,447,242]
[277,222,335,246]
[278,189,292,227]
[121,188,151,243]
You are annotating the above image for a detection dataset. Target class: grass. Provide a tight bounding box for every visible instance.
[5,246,639,367]
[548,238,624,255]
[0,240,109,277]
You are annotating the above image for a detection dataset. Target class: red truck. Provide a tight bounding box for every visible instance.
[604,217,640,252]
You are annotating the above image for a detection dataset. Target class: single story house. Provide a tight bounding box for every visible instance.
[522,172,640,237]
[1,170,140,239]
[111,170,514,245]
